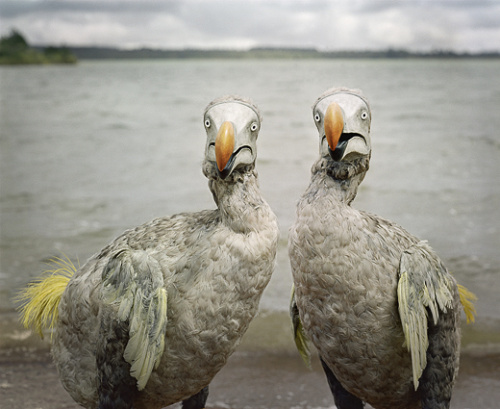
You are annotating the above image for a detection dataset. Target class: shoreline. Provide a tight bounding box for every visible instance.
[1,345,500,409]
[1,311,500,408]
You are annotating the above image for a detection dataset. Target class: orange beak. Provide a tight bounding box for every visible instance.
[215,121,235,173]
[324,102,344,151]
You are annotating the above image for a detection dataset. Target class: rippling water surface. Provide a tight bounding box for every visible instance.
[1,59,499,335]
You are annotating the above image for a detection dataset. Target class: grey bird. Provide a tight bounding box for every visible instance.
[18,96,280,409]
[289,87,476,409]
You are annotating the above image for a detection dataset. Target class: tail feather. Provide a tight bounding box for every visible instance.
[17,256,77,339]
[458,284,477,324]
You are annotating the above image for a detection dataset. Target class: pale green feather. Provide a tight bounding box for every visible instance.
[17,256,77,339]
[397,270,428,390]
[290,285,311,368]
[101,250,168,391]
[397,242,456,391]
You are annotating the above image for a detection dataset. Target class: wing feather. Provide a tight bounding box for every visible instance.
[290,285,311,368]
[101,250,168,391]
[397,241,455,391]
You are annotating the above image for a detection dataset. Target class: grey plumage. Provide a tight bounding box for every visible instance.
[289,87,465,409]
[25,96,279,409]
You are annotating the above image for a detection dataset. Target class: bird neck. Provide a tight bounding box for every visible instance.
[207,168,274,234]
[309,156,370,205]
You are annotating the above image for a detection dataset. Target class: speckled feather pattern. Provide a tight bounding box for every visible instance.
[289,157,461,409]
[52,160,279,409]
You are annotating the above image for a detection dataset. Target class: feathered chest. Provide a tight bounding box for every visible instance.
[173,224,278,309]
[134,211,278,404]
[111,210,278,294]
[293,199,392,274]
[289,198,408,332]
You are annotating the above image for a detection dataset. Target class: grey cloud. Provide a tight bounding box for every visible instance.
[0,0,499,51]
[0,0,181,17]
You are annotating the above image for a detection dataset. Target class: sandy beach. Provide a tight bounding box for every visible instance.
[2,311,500,409]
[2,341,500,409]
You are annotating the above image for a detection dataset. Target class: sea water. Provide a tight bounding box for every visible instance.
[1,58,499,337]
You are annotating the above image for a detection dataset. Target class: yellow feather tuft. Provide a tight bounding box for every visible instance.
[457,284,477,324]
[16,256,77,339]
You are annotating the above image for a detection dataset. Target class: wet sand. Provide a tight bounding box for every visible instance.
[2,312,500,409]
[2,348,500,409]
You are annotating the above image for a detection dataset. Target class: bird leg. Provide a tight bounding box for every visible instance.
[320,357,364,409]
[181,386,209,409]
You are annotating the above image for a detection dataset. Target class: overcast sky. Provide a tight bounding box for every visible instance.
[1,0,499,52]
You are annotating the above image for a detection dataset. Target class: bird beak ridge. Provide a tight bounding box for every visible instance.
[215,121,235,179]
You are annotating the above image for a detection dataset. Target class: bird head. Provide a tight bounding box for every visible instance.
[203,96,261,180]
[313,87,371,162]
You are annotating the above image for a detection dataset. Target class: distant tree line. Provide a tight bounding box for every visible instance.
[67,46,500,60]
[1,29,498,63]
[0,30,77,65]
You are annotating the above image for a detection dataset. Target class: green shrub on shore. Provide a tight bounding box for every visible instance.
[0,30,77,65]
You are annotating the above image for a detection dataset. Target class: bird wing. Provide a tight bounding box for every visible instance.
[397,240,456,391]
[290,285,311,367]
[101,249,168,391]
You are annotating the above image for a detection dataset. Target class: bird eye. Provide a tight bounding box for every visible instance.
[314,113,321,122]
[361,111,368,120]
[204,119,211,128]
[250,122,258,132]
